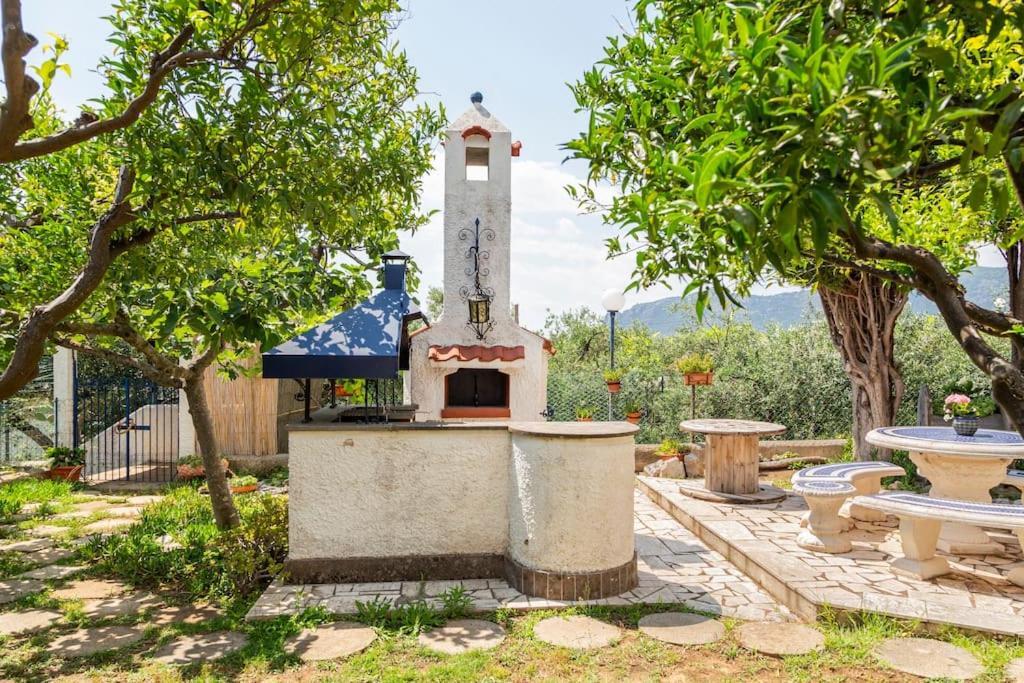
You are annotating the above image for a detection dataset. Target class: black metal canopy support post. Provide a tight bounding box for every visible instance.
[303,378,312,423]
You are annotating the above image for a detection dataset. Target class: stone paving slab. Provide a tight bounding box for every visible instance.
[0,609,62,636]
[0,579,44,605]
[81,591,163,619]
[51,579,130,601]
[47,625,146,658]
[418,619,505,654]
[18,564,85,581]
[26,525,69,538]
[534,615,621,649]
[81,517,136,535]
[638,612,725,645]
[24,546,76,566]
[150,604,225,625]
[246,491,792,622]
[639,476,1024,637]
[285,621,377,661]
[151,631,247,665]
[736,622,824,656]
[0,538,52,553]
[873,637,983,680]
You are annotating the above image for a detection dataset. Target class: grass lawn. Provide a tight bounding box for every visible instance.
[0,474,1022,681]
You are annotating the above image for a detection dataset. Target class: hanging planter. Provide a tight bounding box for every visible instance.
[603,369,623,394]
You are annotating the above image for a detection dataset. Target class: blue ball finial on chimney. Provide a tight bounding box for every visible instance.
[470,91,483,104]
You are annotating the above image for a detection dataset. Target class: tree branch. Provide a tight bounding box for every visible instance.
[0,164,136,399]
[50,336,176,387]
[0,0,39,151]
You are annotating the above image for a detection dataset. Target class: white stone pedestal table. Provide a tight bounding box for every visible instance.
[866,426,1024,555]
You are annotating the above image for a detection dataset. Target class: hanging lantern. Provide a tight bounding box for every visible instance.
[468,294,490,324]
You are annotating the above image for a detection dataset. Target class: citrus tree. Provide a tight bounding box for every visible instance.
[568,0,1024,439]
[0,0,442,528]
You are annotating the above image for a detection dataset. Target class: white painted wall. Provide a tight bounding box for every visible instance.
[406,99,550,421]
[84,404,179,477]
[289,426,511,560]
[508,432,636,573]
[53,348,74,447]
[288,422,636,577]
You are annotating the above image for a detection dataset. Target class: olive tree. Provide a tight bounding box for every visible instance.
[568,0,1024,440]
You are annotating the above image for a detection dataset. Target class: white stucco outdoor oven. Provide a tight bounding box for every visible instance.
[280,95,639,600]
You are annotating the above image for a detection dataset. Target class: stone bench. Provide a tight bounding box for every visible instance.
[854,492,1024,584]
[792,462,906,553]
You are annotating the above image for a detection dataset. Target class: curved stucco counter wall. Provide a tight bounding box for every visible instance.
[506,422,639,600]
[284,420,638,600]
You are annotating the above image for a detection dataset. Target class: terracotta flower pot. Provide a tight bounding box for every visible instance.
[577,417,593,422]
[230,484,258,494]
[46,465,83,482]
[625,412,641,425]
[684,371,714,386]
[658,452,679,461]
[606,381,621,394]
[177,458,230,480]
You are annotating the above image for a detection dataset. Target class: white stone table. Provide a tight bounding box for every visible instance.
[866,426,1024,554]
[680,419,786,495]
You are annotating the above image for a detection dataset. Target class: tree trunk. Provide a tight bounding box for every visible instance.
[1007,241,1024,372]
[183,374,239,530]
[819,272,908,460]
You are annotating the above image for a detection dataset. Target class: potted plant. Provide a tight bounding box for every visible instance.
[230,474,259,494]
[575,406,594,422]
[603,369,623,393]
[44,447,85,482]
[656,439,682,461]
[176,454,231,481]
[623,400,642,425]
[676,353,715,386]
[943,393,988,436]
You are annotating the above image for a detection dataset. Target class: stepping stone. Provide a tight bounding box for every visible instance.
[72,501,114,512]
[81,518,135,535]
[0,579,44,605]
[19,564,85,580]
[150,604,225,625]
[638,612,725,645]
[26,547,76,566]
[0,538,52,553]
[285,621,377,661]
[27,525,68,538]
[46,625,145,658]
[151,630,247,665]
[52,509,95,520]
[736,622,824,656]
[873,638,983,681]
[1007,657,1024,682]
[0,609,62,636]
[125,496,162,506]
[102,506,143,518]
[81,591,163,618]
[51,579,129,601]
[533,615,621,649]
[417,619,505,654]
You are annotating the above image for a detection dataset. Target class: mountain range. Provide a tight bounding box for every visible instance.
[615,267,1010,334]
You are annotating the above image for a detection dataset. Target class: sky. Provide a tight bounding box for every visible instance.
[19,1,1006,330]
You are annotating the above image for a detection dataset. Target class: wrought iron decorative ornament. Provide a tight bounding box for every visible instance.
[459,218,495,339]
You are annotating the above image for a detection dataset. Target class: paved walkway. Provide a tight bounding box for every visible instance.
[639,475,1024,636]
[246,490,793,621]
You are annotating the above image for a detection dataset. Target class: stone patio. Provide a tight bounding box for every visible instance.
[639,475,1024,636]
[246,490,793,622]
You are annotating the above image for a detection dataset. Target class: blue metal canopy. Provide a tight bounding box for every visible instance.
[261,255,423,379]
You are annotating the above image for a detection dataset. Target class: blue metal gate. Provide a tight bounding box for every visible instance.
[74,359,179,483]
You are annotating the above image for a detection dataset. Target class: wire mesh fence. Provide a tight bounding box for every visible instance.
[0,356,54,463]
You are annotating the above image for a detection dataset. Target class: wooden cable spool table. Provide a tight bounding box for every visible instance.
[679,419,787,496]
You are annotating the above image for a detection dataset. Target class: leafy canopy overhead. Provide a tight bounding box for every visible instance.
[0,0,444,368]
[568,0,1024,315]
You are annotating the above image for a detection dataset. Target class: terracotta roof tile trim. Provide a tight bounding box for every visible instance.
[428,344,525,362]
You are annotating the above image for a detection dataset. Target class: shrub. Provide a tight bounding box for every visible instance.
[656,439,682,456]
[80,486,288,600]
[575,406,594,419]
[45,446,85,468]
[675,352,714,374]
[603,369,623,383]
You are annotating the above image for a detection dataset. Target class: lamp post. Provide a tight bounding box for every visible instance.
[601,289,625,421]
[601,289,625,369]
